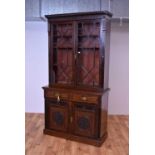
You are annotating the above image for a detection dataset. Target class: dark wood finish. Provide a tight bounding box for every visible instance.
[73,102,98,138]
[43,11,112,146]
[45,11,112,19]
[45,90,69,100]
[45,99,69,132]
[43,128,107,147]
[100,91,109,137]
[71,94,98,104]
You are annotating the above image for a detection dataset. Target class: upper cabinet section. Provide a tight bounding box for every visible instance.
[25,0,129,21]
[46,13,112,89]
[25,0,42,21]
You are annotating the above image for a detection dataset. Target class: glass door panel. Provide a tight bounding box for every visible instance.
[52,23,74,85]
[77,21,101,87]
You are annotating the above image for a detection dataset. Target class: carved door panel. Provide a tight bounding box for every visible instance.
[76,20,101,87]
[51,22,75,85]
[45,99,68,132]
[73,103,98,138]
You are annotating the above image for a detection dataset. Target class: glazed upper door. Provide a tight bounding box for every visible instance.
[76,20,101,88]
[51,22,75,86]
[50,20,102,88]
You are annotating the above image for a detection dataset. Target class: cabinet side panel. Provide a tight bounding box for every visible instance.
[48,22,53,85]
[103,19,111,89]
[100,92,109,137]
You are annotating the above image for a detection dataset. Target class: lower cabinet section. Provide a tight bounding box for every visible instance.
[43,88,108,146]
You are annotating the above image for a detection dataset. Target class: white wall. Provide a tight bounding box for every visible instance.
[25,21,129,114]
[25,22,48,113]
[109,22,129,114]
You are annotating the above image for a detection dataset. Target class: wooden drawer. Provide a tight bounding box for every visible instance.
[71,94,98,104]
[45,90,68,100]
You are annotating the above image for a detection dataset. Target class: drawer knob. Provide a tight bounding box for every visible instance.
[81,96,87,101]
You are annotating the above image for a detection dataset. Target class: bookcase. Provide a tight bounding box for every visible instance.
[43,11,112,146]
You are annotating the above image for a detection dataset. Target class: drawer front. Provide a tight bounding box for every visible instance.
[71,94,98,104]
[45,90,68,100]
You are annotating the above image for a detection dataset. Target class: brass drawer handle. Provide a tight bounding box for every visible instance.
[81,96,87,101]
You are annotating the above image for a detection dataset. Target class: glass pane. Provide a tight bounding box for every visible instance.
[53,23,73,84]
[77,21,100,87]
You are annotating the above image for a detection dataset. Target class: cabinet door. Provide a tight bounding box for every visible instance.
[76,20,101,88]
[50,22,75,86]
[73,103,98,138]
[45,99,69,132]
